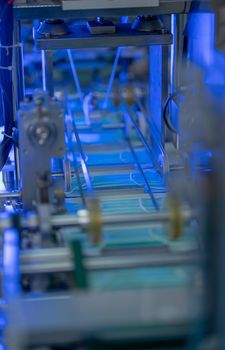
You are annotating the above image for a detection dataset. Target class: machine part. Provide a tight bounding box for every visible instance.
[7,286,202,349]
[69,114,95,195]
[132,16,165,33]
[213,0,225,53]
[37,203,52,235]
[63,157,72,193]
[53,188,66,213]
[35,23,173,50]
[18,91,65,209]
[62,0,159,10]
[83,92,99,125]
[87,197,102,244]
[2,163,16,191]
[149,45,168,145]
[70,240,88,288]
[123,86,135,106]
[168,197,184,240]
[14,1,193,19]
[37,19,70,37]
[87,18,116,35]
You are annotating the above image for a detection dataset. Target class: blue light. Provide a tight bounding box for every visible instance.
[187,12,225,99]
[3,228,20,298]
[187,13,215,68]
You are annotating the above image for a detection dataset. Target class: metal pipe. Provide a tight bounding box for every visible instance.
[20,248,199,274]
[0,207,195,231]
[0,191,21,199]
[50,209,194,228]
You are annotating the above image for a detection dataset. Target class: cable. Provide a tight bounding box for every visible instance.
[163,91,179,134]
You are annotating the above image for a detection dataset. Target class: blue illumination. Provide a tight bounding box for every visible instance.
[187,13,215,67]
[0,344,7,350]
[3,228,20,298]
[187,12,225,97]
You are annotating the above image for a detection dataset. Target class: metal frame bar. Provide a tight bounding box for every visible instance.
[41,50,54,96]
[19,248,199,274]
[14,2,192,20]
[67,112,95,196]
[35,24,172,50]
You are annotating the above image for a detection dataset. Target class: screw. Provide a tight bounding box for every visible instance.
[34,125,50,145]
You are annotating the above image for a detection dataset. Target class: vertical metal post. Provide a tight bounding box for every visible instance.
[13,20,25,191]
[42,50,54,97]
[170,14,187,149]
[13,20,25,105]
[149,45,168,146]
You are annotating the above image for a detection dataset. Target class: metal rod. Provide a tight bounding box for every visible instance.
[124,107,156,161]
[41,50,54,97]
[103,47,122,109]
[50,209,194,228]
[19,248,199,274]
[126,137,159,211]
[67,49,83,105]
[65,118,86,207]
[0,191,21,199]
[12,21,24,192]
[71,116,95,196]
[77,123,125,131]
[0,207,195,231]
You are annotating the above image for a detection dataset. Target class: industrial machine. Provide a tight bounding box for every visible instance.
[0,0,225,349]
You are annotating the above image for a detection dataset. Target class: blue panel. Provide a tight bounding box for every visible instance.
[149,46,163,133]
